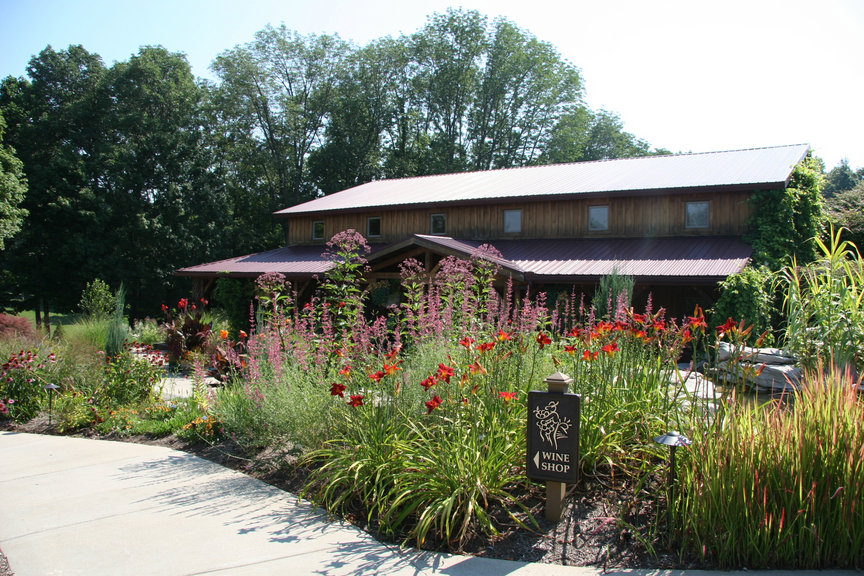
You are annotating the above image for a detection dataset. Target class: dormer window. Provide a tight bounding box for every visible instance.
[430,213,447,235]
[588,205,609,232]
[312,221,325,240]
[367,217,381,238]
[685,201,710,229]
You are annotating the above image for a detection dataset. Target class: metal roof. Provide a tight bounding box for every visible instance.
[176,245,333,278]
[178,235,751,284]
[401,235,752,283]
[276,144,809,216]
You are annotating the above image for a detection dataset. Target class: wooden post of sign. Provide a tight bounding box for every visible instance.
[543,372,573,521]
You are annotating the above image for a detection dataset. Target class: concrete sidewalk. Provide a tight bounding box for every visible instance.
[0,433,855,576]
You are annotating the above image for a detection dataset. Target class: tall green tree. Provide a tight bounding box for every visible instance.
[308,40,395,194]
[411,8,487,174]
[822,158,861,198]
[0,45,107,321]
[98,46,233,314]
[469,18,583,170]
[0,110,27,250]
[212,26,348,209]
[1,45,229,317]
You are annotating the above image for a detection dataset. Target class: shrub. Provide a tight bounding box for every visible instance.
[213,276,253,335]
[0,313,36,342]
[97,348,161,408]
[709,265,775,343]
[79,278,114,318]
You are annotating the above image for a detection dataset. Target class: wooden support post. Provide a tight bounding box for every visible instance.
[544,372,571,522]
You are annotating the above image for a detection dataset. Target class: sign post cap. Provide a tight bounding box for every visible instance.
[543,371,574,387]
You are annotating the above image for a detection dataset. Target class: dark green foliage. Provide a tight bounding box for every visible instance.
[0,110,27,250]
[824,183,864,251]
[822,158,861,198]
[213,276,253,335]
[709,266,775,342]
[747,154,826,270]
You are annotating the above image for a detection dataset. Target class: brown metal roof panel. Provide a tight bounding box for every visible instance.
[501,237,751,278]
[277,144,809,215]
[176,246,333,277]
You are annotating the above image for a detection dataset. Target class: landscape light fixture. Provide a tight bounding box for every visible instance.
[654,430,691,536]
[43,383,59,425]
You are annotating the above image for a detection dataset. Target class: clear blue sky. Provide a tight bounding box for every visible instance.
[2,0,862,170]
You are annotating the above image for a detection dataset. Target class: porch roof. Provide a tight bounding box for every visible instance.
[177,235,751,285]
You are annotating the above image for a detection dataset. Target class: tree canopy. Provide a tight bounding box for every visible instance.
[0,10,669,317]
[0,110,27,250]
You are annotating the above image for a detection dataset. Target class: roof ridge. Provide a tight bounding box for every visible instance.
[357,143,811,182]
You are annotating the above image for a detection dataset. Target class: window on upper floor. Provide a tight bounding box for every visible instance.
[367,217,381,238]
[685,201,710,229]
[588,205,609,232]
[503,209,522,234]
[430,213,447,235]
[312,221,324,240]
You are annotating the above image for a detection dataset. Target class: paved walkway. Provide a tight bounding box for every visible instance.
[0,432,856,576]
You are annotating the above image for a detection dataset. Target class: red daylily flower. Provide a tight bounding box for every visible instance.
[421,375,438,390]
[460,337,475,350]
[339,365,352,377]
[369,370,386,383]
[469,361,487,375]
[238,330,248,339]
[348,394,364,407]
[425,395,443,414]
[499,391,517,403]
[497,329,512,342]
[476,341,496,353]
[716,318,738,336]
[436,364,455,383]
[602,341,619,355]
[583,350,599,361]
[564,345,577,354]
[567,327,582,338]
[330,382,347,397]
[536,332,552,349]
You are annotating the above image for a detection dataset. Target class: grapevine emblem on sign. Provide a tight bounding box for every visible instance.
[532,400,572,450]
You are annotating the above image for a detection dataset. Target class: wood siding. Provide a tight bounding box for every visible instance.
[287,191,753,245]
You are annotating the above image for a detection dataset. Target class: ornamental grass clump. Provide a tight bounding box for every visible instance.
[678,364,864,569]
[779,226,864,373]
